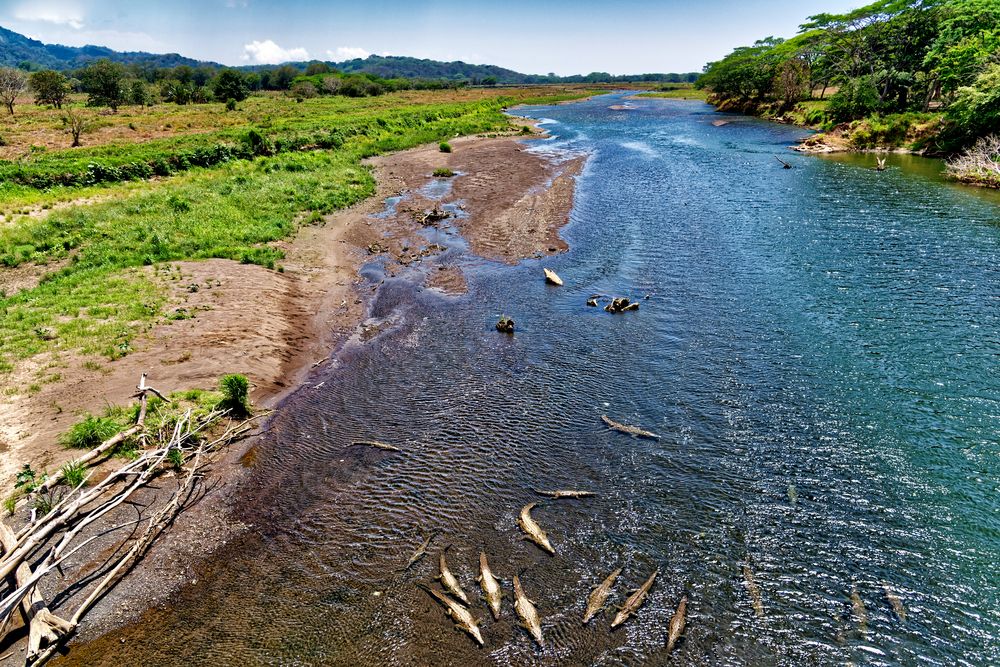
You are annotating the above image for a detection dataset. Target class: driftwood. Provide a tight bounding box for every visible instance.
[543,268,563,286]
[350,440,402,452]
[601,415,660,440]
[774,155,793,169]
[26,374,169,503]
[875,156,887,171]
[0,373,260,665]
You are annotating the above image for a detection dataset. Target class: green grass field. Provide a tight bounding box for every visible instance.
[634,84,708,101]
[0,87,592,382]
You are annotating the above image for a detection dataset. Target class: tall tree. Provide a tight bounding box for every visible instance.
[29,69,70,108]
[212,70,249,102]
[0,67,28,115]
[81,59,128,112]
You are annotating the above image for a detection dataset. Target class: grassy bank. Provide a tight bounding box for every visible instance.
[0,87,591,382]
[634,84,708,101]
[0,88,586,213]
[709,94,946,152]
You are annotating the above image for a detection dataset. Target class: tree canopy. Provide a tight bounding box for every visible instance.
[29,69,71,108]
[697,0,1000,144]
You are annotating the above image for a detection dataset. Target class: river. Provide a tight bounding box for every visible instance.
[62,94,1000,666]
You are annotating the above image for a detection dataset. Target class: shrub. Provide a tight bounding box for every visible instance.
[433,167,454,177]
[60,414,122,449]
[226,98,237,112]
[803,108,828,126]
[439,142,452,153]
[243,128,274,156]
[167,447,184,469]
[14,463,42,491]
[59,460,87,487]
[827,77,881,122]
[218,374,251,417]
[946,134,1000,187]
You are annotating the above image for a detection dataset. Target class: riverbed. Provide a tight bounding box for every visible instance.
[60,94,1000,666]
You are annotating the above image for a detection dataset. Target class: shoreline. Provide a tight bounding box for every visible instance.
[0,115,586,660]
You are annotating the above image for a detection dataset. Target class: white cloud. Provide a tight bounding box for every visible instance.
[241,39,309,64]
[13,1,84,29]
[325,46,371,61]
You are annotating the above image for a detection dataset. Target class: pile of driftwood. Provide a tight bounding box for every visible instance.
[0,374,259,665]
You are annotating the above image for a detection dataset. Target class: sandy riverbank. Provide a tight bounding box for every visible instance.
[0,119,585,661]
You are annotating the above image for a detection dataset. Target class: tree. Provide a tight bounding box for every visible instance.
[160,79,191,105]
[947,63,1000,141]
[191,86,213,103]
[62,108,95,147]
[273,65,299,90]
[289,81,318,100]
[0,67,28,115]
[321,75,342,94]
[81,59,128,112]
[305,62,332,76]
[128,79,152,106]
[774,58,811,107]
[212,70,249,102]
[29,70,70,108]
[925,0,1000,95]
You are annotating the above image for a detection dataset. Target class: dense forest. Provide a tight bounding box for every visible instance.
[697,0,999,153]
[0,26,208,70]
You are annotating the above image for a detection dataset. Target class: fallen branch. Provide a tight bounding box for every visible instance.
[31,442,207,666]
[0,375,263,665]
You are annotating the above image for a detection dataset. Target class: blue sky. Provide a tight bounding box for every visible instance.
[0,0,862,74]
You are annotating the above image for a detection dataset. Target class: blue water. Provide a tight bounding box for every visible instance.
[63,95,1000,666]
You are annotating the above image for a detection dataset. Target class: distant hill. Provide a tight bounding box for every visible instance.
[318,55,698,84]
[0,25,698,84]
[242,55,699,85]
[0,26,215,71]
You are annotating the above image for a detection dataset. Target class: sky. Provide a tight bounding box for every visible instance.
[0,0,863,74]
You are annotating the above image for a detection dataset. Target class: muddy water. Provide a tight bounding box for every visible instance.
[61,95,999,666]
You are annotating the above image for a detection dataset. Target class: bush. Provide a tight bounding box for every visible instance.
[226,98,237,112]
[243,128,274,156]
[218,374,251,418]
[803,108,828,126]
[168,447,184,469]
[59,460,87,487]
[433,167,454,177]
[947,134,1000,187]
[827,77,881,123]
[60,413,122,449]
[439,142,452,153]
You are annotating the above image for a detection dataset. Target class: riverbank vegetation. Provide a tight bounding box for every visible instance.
[0,87,589,382]
[696,0,999,172]
[634,84,709,100]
